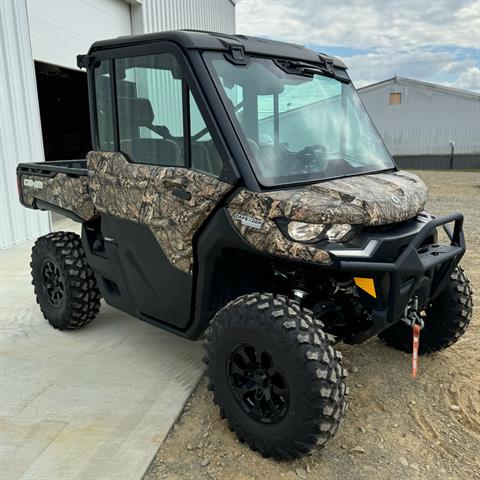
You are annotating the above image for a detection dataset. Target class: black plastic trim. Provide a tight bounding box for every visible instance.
[36,200,85,223]
[333,213,465,342]
[17,160,88,177]
[82,215,193,329]
[87,30,346,69]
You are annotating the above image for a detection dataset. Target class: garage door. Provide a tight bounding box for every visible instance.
[26,0,132,70]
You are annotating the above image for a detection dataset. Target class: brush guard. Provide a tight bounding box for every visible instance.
[334,213,465,342]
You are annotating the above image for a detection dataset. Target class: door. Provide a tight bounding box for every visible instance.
[87,50,232,329]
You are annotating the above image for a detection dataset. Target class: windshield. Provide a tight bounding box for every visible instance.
[205,53,395,186]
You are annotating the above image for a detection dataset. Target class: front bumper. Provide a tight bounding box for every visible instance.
[326,213,466,342]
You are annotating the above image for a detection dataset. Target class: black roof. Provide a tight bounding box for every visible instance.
[88,29,346,69]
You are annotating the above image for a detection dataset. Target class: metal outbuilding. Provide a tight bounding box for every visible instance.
[0,0,236,249]
[358,76,480,169]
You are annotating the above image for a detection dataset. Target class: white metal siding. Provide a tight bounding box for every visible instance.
[137,0,235,34]
[26,0,132,70]
[359,81,480,156]
[0,0,51,249]
[1,0,235,249]
[129,0,235,136]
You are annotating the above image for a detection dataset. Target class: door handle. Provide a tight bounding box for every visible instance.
[171,187,192,201]
[162,179,192,201]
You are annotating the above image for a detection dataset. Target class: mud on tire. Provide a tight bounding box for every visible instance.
[203,293,348,460]
[31,231,101,330]
[379,266,473,354]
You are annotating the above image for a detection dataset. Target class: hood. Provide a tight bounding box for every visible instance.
[231,170,428,226]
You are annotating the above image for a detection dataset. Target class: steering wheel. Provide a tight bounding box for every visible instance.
[294,144,328,172]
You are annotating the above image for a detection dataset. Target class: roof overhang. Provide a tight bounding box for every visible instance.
[88,29,347,70]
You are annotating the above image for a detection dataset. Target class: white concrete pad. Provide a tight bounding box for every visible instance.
[0,225,204,479]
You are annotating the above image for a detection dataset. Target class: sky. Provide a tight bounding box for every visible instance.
[235,0,480,92]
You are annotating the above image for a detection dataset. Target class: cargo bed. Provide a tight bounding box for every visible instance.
[17,159,96,222]
[17,159,88,177]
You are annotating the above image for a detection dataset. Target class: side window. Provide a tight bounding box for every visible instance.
[94,61,115,151]
[115,53,184,166]
[189,92,223,178]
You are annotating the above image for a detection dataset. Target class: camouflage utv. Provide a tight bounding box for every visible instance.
[17,31,473,460]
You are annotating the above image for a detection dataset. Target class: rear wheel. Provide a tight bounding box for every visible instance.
[379,266,473,354]
[31,231,101,330]
[203,293,348,460]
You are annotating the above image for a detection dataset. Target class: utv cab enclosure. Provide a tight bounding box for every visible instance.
[17,30,473,460]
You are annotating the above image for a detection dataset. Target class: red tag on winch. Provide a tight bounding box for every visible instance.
[412,323,421,378]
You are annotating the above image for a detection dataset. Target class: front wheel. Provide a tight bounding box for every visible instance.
[203,293,348,460]
[379,266,473,354]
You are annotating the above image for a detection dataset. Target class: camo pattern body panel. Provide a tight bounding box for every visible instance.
[21,173,96,221]
[230,209,332,264]
[228,170,427,265]
[87,151,232,274]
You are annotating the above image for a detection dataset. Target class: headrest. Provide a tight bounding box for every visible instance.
[117,80,136,97]
[95,77,135,97]
[117,97,154,128]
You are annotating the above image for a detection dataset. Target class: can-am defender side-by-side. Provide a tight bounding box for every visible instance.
[17,31,473,460]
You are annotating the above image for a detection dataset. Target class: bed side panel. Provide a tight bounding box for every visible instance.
[20,173,96,221]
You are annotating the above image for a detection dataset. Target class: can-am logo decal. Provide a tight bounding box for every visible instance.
[23,178,44,189]
[233,213,263,230]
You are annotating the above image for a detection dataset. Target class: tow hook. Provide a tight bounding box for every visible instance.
[401,296,425,378]
[401,296,425,330]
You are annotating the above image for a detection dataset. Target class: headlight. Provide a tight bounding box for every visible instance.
[325,224,352,241]
[287,221,325,242]
[286,221,353,243]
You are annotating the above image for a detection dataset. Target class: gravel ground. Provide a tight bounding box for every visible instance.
[145,170,480,480]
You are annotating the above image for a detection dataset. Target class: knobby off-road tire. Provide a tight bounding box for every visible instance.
[379,266,473,354]
[31,231,101,330]
[203,293,348,460]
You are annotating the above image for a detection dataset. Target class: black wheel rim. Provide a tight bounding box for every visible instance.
[41,259,65,306]
[227,343,289,424]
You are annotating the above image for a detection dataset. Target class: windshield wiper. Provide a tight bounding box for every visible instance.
[274,58,349,83]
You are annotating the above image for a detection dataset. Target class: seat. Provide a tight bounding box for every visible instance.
[121,138,181,166]
[191,142,223,177]
[117,96,181,166]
